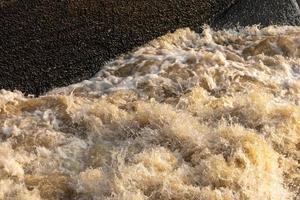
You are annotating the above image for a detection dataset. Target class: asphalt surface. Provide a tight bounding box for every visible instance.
[1,0,300,95]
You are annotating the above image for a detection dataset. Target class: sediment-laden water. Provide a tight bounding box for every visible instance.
[0,26,300,199]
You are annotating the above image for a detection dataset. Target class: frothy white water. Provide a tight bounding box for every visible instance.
[0,26,300,199]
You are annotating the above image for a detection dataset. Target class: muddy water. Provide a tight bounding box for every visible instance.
[0,26,300,199]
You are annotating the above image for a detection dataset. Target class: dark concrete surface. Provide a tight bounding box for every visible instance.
[1,0,300,95]
[213,0,300,28]
[1,0,235,95]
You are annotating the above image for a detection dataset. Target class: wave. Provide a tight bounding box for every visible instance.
[0,25,299,199]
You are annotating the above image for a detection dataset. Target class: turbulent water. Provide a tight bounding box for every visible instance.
[1,26,300,199]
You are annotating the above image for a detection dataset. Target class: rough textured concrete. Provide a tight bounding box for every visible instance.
[1,0,235,95]
[213,0,300,28]
[2,0,300,95]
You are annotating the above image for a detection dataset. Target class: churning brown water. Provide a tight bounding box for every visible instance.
[1,26,300,199]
